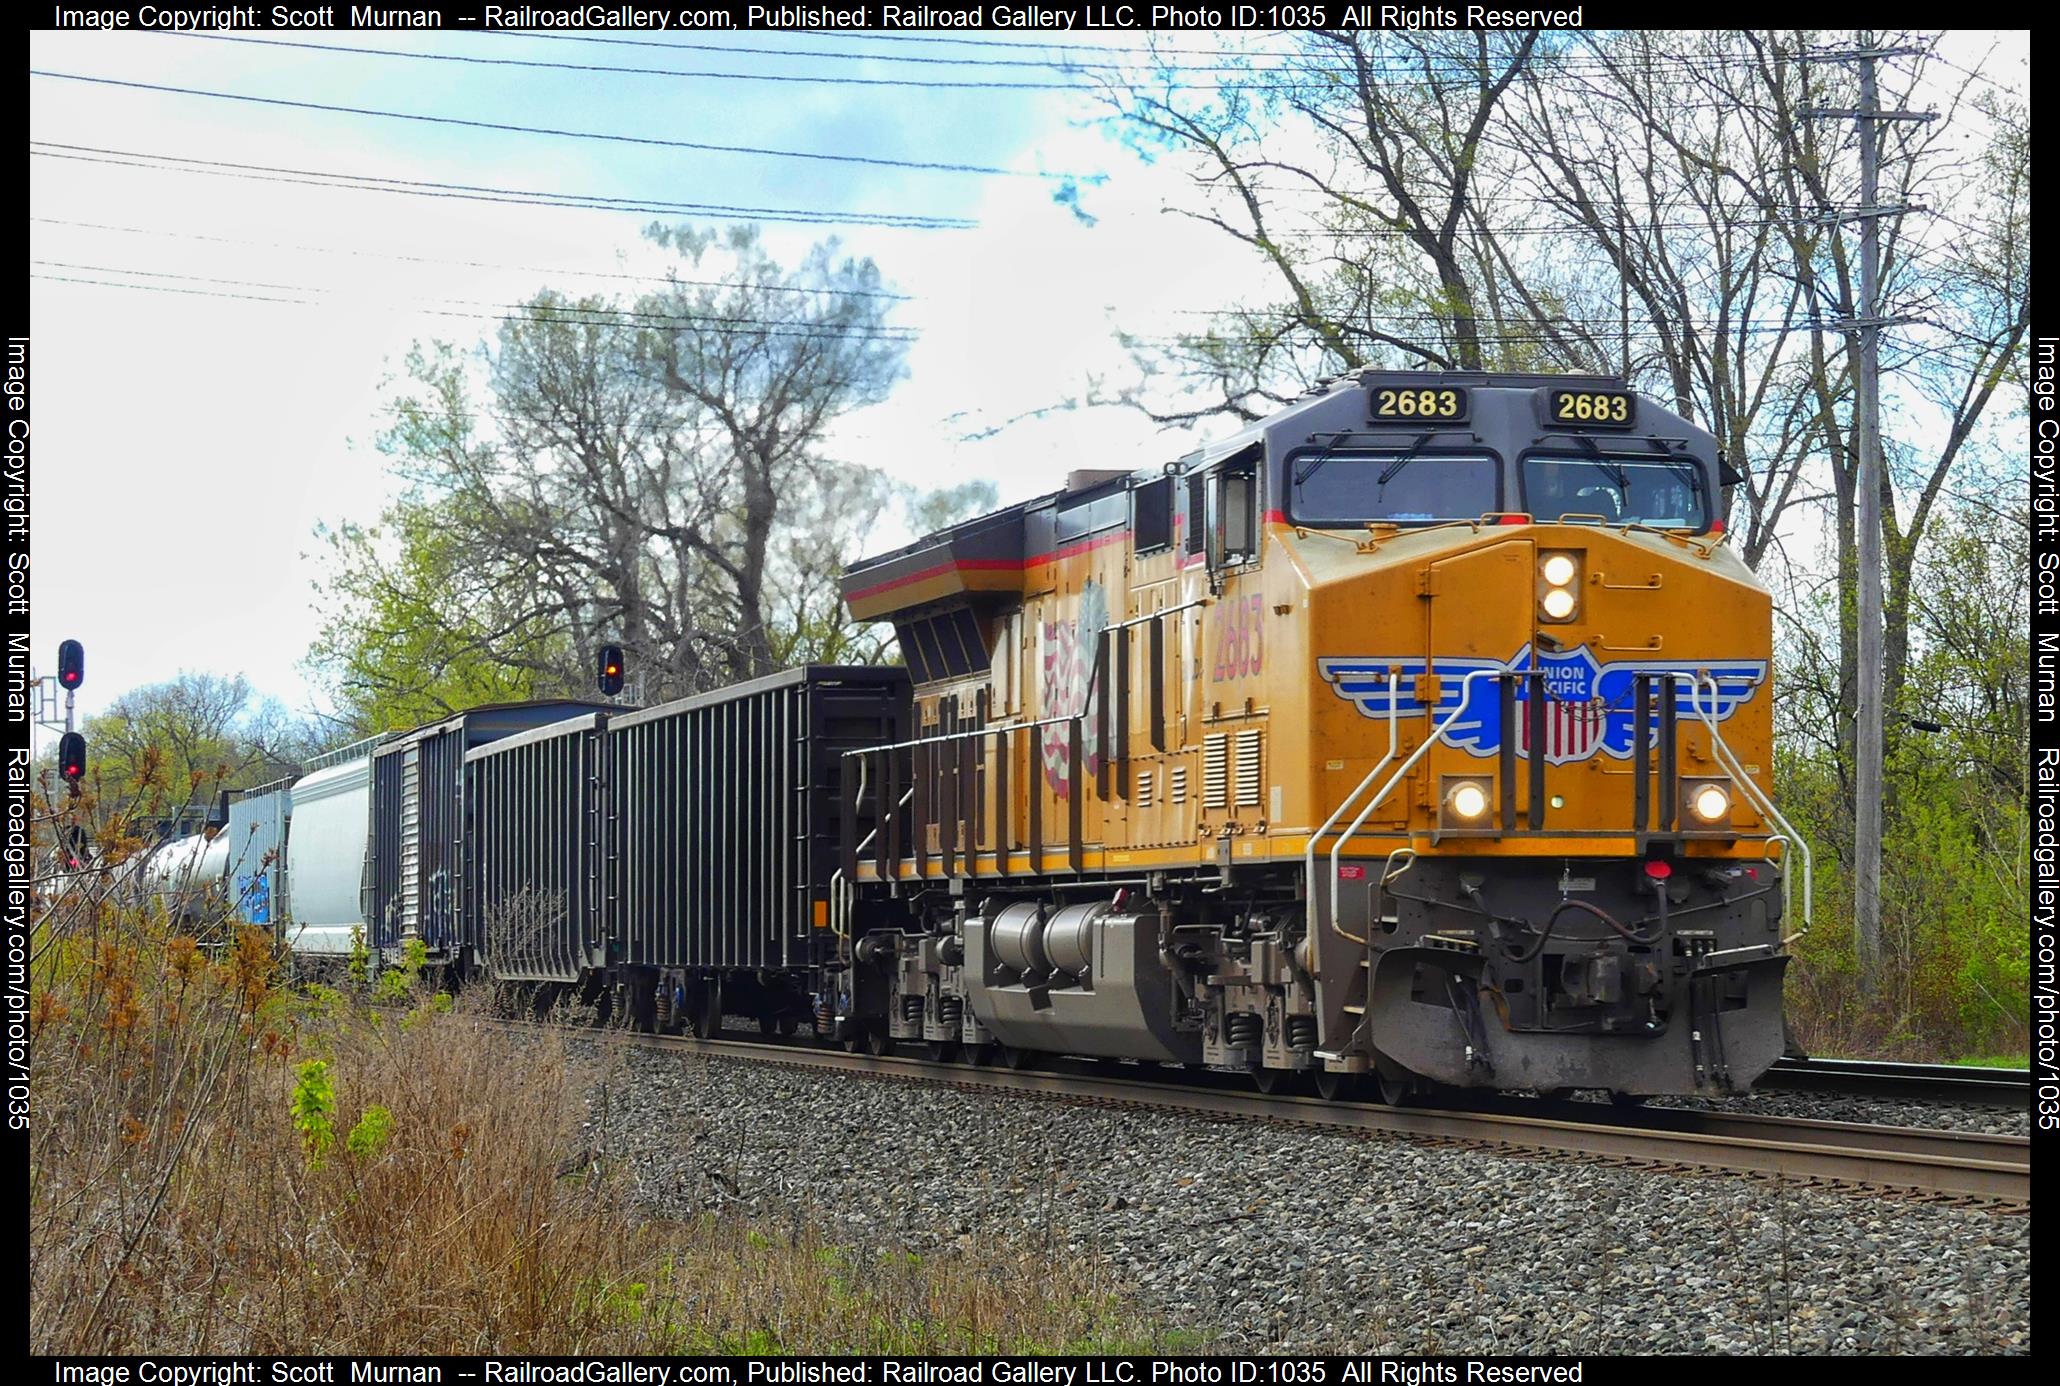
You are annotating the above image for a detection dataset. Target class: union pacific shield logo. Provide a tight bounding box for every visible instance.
[1317,645,1766,766]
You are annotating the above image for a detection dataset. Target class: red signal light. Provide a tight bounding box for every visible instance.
[58,731,87,784]
[57,639,85,691]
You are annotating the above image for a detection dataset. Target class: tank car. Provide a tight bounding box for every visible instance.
[833,370,1807,1100]
[134,827,234,932]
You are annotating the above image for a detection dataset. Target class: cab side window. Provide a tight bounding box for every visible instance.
[1211,458,1258,567]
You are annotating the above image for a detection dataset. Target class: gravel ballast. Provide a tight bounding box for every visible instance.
[569,1038,2030,1356]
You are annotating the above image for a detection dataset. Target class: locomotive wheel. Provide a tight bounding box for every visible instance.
[997,1043,1033,1070]
[964,1042,996,1067]
[1312,1069,1357,1102]
[1375,1070,1415,1106]
[865,1025,894,1058]
[757,1011,796,1038]
[924,1039,961,1063]
[1248,1066,1291,1096]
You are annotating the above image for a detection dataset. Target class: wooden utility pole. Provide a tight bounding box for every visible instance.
[1804,36,1934,993]
[1854,43,1887,992]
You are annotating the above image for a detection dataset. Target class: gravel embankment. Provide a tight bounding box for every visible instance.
[574,1041,2030,1356]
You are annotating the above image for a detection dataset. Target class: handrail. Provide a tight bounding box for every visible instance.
[1757,833,1794,933]
[1673,671,1813,941]
[830,783,914,947]
[301,732,391,773]
[1330,668,1500,931]
[1304,678,1400,944]
[828,753,869,953]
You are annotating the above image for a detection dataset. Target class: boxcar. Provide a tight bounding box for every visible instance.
[224,777,291,929]
[367,700,616,963]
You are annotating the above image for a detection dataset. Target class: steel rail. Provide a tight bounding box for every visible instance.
[1761,1056,2032,1106]
[502,1020,2029,1207]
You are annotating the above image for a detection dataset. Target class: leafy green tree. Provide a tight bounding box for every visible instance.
[309,481,565,732]
[75,672,320,813]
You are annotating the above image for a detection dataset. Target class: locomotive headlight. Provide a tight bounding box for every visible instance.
[1538,550,1581,623]
[1445,778,1491,821]
[1686,780,1733,824]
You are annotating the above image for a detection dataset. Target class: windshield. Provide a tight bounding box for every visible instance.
[1288,451,1500,525]
[1521,455,1709,529]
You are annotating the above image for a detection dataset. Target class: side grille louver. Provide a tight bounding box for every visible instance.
[1203,733,1229,810]
[1234,728,1263,807]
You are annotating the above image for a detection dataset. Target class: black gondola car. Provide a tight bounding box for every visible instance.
[463,711,610,983]
[602,665,909,1032]
[437,669,908,1030]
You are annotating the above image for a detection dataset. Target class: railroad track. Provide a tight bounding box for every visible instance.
[521,1021,2030,1209]
[1761,1055,2032,1106]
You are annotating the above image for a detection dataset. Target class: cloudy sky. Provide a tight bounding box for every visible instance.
[26,27,2026,738]
[29,27,1296,730]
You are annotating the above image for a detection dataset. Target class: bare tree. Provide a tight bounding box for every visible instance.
[1096,30,1544,423]
[311,226,917,724]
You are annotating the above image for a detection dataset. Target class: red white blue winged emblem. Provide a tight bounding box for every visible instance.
[1317,645,1767,766]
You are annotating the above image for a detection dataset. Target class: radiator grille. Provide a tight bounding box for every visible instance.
[1136,768,1154,808]
[1234,728,1264,808]
[1170,764,1188,804]
[1203,733,1229,810]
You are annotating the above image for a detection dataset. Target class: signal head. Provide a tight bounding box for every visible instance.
[57,639,85,690]
[598,643,625,697]
[58,731,86,785]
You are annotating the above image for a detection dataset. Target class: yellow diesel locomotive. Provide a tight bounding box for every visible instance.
[836,371,1805,1100]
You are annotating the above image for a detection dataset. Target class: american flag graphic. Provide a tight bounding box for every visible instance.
[1039,580,1109,795]
[1039,620,1080,791]
[1520,694,1609,764]
[1319,645,1770,766]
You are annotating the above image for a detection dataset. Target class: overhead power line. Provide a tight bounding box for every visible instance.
[30,268,922,341]
[30,217,917,300]
[29,70,1084,181]
[171,31,1113,91]
[31,142,976,230]
[533,29,1854,81]
[33,262,1842,353]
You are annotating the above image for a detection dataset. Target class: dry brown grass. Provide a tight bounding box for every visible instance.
[28,841,1150,1354]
